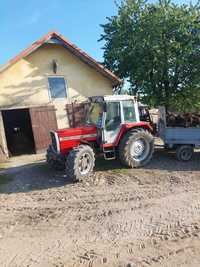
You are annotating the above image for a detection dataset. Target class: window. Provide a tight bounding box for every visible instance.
[48,77,67,99]
[122,100,136,123]
[105,102,121,131]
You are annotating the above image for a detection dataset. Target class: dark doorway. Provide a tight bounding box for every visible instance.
[2,109,35,156]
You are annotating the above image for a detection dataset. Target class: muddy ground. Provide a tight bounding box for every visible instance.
[1,147,200,267]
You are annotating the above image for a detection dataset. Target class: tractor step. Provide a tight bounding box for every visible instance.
[103,146,116,160]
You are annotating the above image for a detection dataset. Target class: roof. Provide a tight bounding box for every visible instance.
[0,31,122,87]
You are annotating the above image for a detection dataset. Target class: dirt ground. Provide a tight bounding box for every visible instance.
[1,146,200,267]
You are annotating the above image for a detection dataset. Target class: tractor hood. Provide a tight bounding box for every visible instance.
[56,126,97,140]
[53,126,97,154]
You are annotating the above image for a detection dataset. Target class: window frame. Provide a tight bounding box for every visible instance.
[47,76,68,100]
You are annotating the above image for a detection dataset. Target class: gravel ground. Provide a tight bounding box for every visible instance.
[1,147,200,267]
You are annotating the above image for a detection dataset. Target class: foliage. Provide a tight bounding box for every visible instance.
[100,0,200,110]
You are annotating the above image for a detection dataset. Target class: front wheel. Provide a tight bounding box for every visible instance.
[65,145,95,181]
[119,129,154,167]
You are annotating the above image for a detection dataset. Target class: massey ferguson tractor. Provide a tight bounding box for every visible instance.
[46,95,154,180]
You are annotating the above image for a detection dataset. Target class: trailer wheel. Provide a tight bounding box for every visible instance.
[66,145,95,181]
[176,145,194,161]
[119,129,154,167]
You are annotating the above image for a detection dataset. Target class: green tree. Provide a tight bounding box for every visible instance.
[100,0,200,110]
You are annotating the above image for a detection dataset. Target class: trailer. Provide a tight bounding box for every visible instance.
[158,107,200,161]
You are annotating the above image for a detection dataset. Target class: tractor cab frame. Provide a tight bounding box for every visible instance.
[87,95,146,159]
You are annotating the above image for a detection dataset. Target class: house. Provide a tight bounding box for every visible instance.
[0,31,121,161]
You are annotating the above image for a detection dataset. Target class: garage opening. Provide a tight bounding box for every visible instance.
[2,109,35,156]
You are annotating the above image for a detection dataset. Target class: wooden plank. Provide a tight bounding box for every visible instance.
[29,105,58,152]
[0,111,8,162]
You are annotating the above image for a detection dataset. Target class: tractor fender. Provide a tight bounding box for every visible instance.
[114,123,153,147]
[80,140,96,150]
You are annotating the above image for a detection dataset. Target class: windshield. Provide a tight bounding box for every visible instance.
[86,103,103,126]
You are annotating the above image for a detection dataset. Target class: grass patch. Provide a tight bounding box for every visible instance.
[0,174,13,186]
[111,168,129,174]
[95,157,129,173]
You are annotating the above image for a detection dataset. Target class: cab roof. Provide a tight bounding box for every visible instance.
[88,95,137,103]
[104,95,137,101]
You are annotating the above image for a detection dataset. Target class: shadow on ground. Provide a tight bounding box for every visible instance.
[145,147,200,172]
[0,147,200,194]
[95,147,200,173]
[0,161,76,194]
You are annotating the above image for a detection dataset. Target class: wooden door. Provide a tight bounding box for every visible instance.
[29,106,58,152]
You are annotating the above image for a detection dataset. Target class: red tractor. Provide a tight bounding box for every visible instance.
[46,95,154,180]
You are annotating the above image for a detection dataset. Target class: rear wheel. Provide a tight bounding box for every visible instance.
[65,145,95,181]
[119,129,154,167]
[176,145,193,161]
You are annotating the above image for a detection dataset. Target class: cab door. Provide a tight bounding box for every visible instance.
[103,101,122,144]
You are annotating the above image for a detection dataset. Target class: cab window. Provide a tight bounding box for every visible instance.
[122,100,136,123]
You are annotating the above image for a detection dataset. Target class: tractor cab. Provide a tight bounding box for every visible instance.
[87,95,140,145]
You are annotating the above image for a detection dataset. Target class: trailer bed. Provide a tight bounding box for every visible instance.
[158,107,200,160]
[161,127,200,146]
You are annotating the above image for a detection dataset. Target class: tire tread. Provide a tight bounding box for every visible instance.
[65,145,95,181]
[119,128,154,168]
